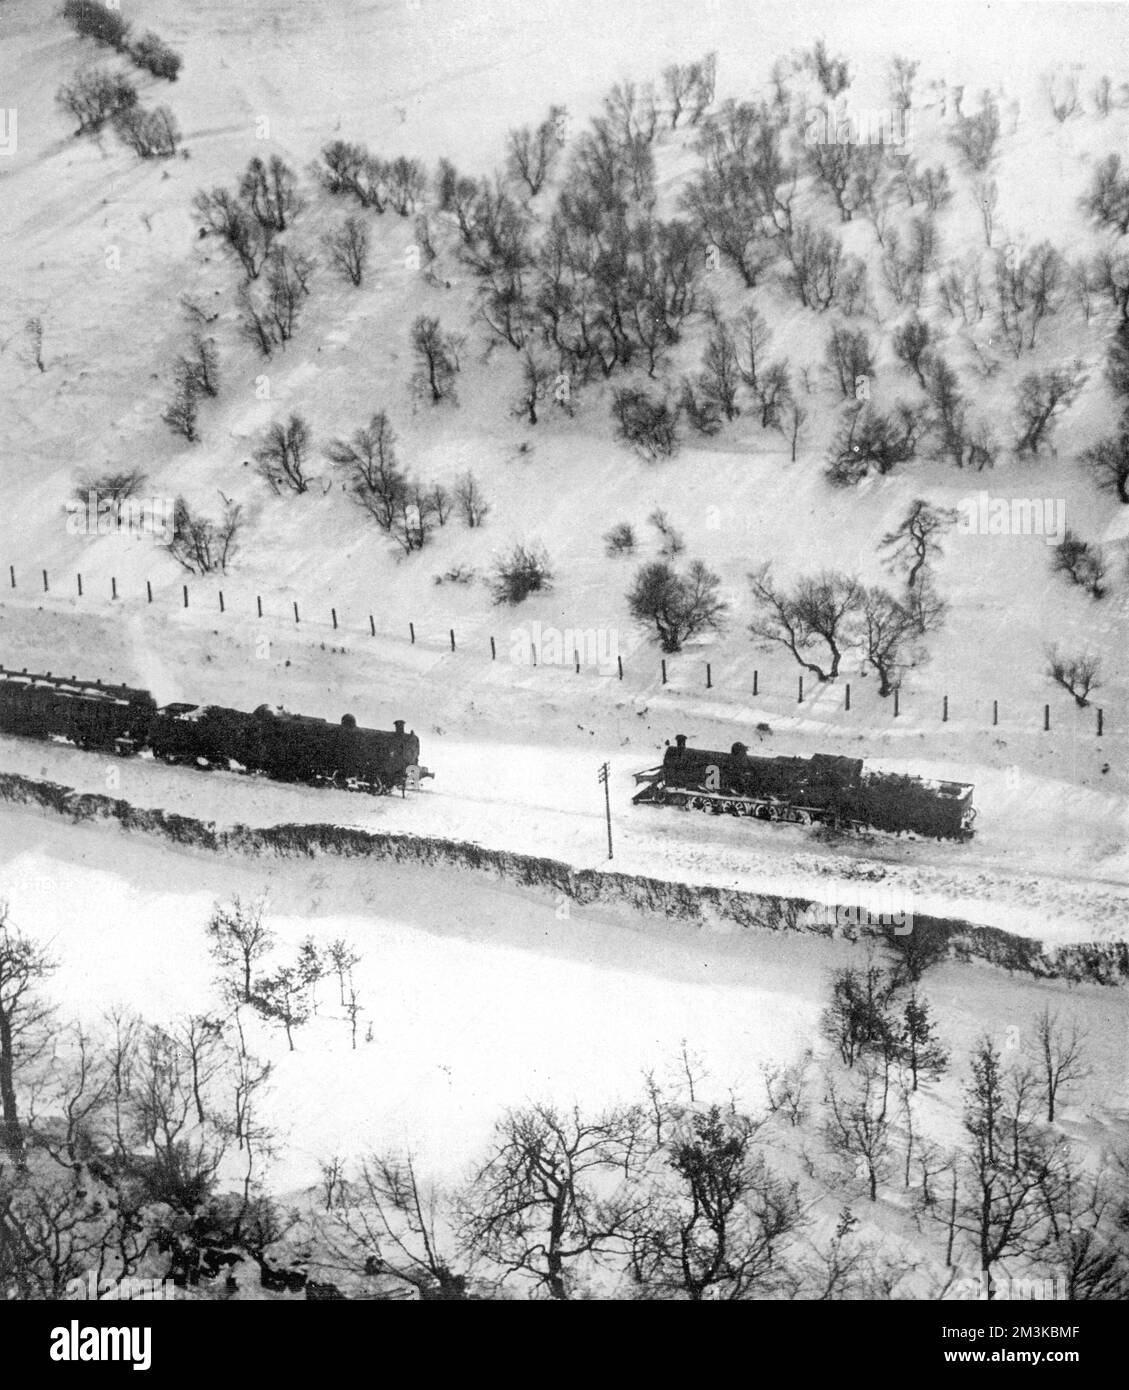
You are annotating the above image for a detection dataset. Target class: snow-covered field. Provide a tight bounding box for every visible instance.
[3,804,1125,1194]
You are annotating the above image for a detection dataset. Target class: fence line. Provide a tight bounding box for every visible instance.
[1,562,1109,738]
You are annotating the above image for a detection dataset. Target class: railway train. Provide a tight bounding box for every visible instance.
[632,734,976,840]
[0,665,431,796]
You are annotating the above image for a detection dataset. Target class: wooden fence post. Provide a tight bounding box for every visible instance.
[1097,707,1103,738]
[409,622,415,644]
[219,591,225,613]
[77,574,82,597]
[183,584,188,608]
[942,695,948,722]
[993,699,998,727]
[661,659,667,685]
[370,615,375,637]
[894,688,899,718]
[111,577,117,601]
[845,682,851,711]
[257,595,263,618]
[574,649,580,674]
[42,569,48,592]
[147,580,153,604]
[706,662,712,689]
[449,628,455,652]
[753,669,758,696]
[331,608,337,630]
[293,601,299,624]
[798,675,803,704]
[617,654,623,681]
[490,636,496,660]
[1044,704,1050,732]
[8,565,14,589]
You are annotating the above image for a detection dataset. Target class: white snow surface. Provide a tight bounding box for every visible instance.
[0,0,1128,1204]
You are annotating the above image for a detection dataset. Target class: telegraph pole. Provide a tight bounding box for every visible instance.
[597,762,613,860]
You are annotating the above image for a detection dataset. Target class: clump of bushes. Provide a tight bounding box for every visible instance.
[491,542,553,604]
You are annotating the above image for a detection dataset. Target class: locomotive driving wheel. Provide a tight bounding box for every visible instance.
[369,774,386,796]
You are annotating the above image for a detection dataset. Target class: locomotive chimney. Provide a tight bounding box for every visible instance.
[394,719,405,735]
[675,733,687,749]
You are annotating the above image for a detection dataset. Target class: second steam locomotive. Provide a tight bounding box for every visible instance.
[0,666,431,796]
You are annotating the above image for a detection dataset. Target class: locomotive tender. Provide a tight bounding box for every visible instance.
[0,665,431,796]
[633,734,976,840]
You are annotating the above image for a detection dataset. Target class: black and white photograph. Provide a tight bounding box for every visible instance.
[0,0,1126,1353]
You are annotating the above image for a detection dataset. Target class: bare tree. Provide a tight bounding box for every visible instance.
[24,317,46,373]
[952,1036,1063,1296]
[821,966,896,1068]
[824,1060,894,1201]
[897,992,949,1092]
[330,1152,468,1298]
[325,412,405,531]
[1081,153,1129,235]
[410,316,459,405]
[195,189,274,278]
[506,113,560,196]
[748,567,862,681]
[205,898,274,1007]
[323,214,370,287]
[859,586,916,696]
[628,559,727,652]
[459,1102,646,1299]
[949,91,1001,172]
[697,318,742,421]
[251,965,308,1052]
[516,346,553,424]
[56,67,137,135]
[239,155,299,233]
[825,325,874,399]
[1050,531,1106,598]
[627,1103,802,1299]
[783,220,842,310]
[166,496,241,575]
[1081,419,1129,503]
[973,178,998,247]
[611,388,680,458]
[263,245,314,344]
[453,471,489,528]
[994,242,1064,355]
[255,414,312,495]
[236,278,277,356]
[1029,1008,1090,1123]
[327,940,361,1008]
[891,314,932,388]
[1045,646,1102,707]
[880,498,957,590]
[186,333,219,397]
[826,403,920,485]
[161,361,200,442]
[112,104,180,158]
[887,55,919,113]
[0,905,56,1160]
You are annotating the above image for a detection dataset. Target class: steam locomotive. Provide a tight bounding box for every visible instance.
[0,666,432,796]
[633,735,976,840]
